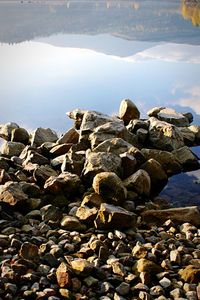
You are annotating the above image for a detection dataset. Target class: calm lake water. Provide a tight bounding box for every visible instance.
[0,0,200,206]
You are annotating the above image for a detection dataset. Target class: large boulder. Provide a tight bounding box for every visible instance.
[188,125,200,144]
[92,172,127,204]
[92,138,133,155]
[94,203,137,230]
[31,127,58,146]
[141,158,168,195]
[123,169,151,197]
[1,141,25,157]
[148,117,184,151]
[61,215,86,231]
[11,127,30,144]
[0,181,28,205]
[44,172,82,196]
[119,99,140,125]
[172,146,199,171]
[141,148,181,176]
[57,128,79,145]
[0,122,19,141]
[141,206,200,226]
[82,150,122,184]
[157,108,190,127]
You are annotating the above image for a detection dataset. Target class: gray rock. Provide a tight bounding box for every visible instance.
[141,148,181,176]
[119,99,140,125]
[147,107,165,117]
[92,172,127,204]
[11,127,30,144]
[1,141,25,157]
[115,282,130,296]
[123,169,151,197]
[0,122,19,141]
[157,108,189,127]
[31,127,58,146]
[92,137,133,155]
[82,150,122,184]
[172,146,199,171]
[23,150,49,165]
[148,117,184,151]
[33,165,58,184]
[95,203,137,230]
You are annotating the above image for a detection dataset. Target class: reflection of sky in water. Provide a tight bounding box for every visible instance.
[0,34,200,134]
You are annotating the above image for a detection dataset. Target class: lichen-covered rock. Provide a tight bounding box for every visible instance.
[82,150,122,184]
[31,127,58,146]
[1,141,25,157]
[92,172,127,204]
[148,117,184,151]
[123,169,151,197]
[141,158,168,195]
[0,122,19,141]
[44,172,82,195]
[0,181,28,205]
[94,203,137,229]
[119,99,140,125]
[141,206,200,226]
[172,146,199,171]
[141,148,181,176]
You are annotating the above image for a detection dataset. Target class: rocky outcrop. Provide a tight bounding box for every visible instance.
[0,100,200,299]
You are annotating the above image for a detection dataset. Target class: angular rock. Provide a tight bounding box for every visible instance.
[33,165,58,184]
[1,141,25,157]
[141,158,168,195]
[56,262,71,288]
[82,150,122,184]
[148,117,184,151]
[81,192,104,208]
[141,148,181,176]
[132,242,148,259]
[133,258,162,274]
[44,172,81,195]
[141,206,200,226]
[51,154,66,169]
[50,143,73,157]
[23,150,49,166]
[0,181,28,205]
[71,258,93,276]
[172,146,199,171]
[119,99,140,125]
[57,128,79,145]
[189,125,200,144]
[92,172,127,204]
[31,127,58,146]
[66,108,86,129]
[41,204,63,222]
[92,138,133,155]
[123,169,151,197]
[157,108,189,127]
[0,122,19,141]
[127,119,149,133]
[179,265,200,283]
[76,206,98,225]
[11,127,30,144]
[120,152,137,179]
[61,215,86,231]
[178,127,196,146]
[147,107,165,117]
[95,203,137,230]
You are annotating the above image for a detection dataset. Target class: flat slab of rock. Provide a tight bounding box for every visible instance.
[95,203,137,229]
[148,117,184,151]
[57,128,79,145]
[157,108,190,127]
[0,181,28,205]
[141,206,200,226]
[31,127,58,146]
[92,172,127,204]
[119,99,140,125]
[92,138,133,155]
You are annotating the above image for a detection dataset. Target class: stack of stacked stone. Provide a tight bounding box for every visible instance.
[0,99,200,299]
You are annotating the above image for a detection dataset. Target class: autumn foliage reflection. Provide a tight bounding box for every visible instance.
[182,0,200,26]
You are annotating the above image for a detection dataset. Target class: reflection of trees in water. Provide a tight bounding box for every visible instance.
[182,0,200,26]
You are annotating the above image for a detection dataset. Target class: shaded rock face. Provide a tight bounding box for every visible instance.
[157,108,190,127]
[0,101,200,299]
[1,141,25,157]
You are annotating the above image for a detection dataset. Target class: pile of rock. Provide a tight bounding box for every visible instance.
[0,99,200,299]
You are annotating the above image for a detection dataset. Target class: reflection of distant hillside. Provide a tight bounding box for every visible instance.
[0,1,200,44]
